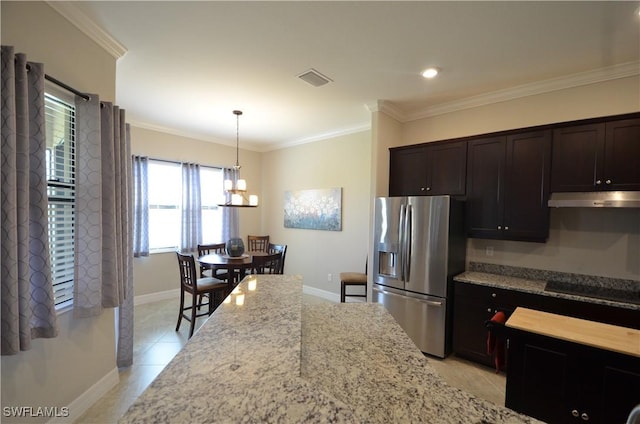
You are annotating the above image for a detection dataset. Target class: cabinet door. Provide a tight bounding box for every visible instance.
[389,147,428,196]
[550,123,605,192]
[503,130,551,242]
[452,290,495,367]
[506,337,571,423]
[466,137,505,239]
[426,141,467,196]
[601,364,640,422]
[604,118,640,191]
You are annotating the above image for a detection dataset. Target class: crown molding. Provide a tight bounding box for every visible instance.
[268,123,371,152]
[130,118,370,153]
[46,1,127,59]
[366,100,405,122]
[403,61,640,122]
[128,119,245,149]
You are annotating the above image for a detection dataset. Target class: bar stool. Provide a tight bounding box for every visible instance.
[340,272,367,303]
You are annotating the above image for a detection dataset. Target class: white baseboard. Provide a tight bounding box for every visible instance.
[302,284,338,302]
[134,289,180,306]
[48,367,119,424]
[302,284,367,303]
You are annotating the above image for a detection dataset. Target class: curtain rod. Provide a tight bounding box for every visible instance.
[146,156,225,171]
[45,73,91,101]
[25,62,91,101]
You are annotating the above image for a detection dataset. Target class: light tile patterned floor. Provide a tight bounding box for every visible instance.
[76,295,505,423]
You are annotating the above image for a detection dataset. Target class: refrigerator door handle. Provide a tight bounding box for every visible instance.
[405,204,412,283]
[375,287,404,299]
[398,203,406,281]
[375,286,443,307]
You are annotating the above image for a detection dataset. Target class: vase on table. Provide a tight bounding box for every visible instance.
[226,238,245,257]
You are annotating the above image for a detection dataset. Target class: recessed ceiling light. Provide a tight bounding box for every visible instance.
[421,67,439,79]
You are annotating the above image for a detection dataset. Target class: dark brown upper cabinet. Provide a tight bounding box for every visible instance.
[551,117,640,192]
[389,140,466,197]
[466,130,551,242]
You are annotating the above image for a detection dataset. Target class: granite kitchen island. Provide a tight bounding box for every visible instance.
[120,275,538,423]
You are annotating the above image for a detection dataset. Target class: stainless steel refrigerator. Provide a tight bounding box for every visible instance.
[372,195,466,358]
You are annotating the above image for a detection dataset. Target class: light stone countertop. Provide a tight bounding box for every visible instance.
[119,275,538,423]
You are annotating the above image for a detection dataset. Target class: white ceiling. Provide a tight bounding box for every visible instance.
[54,1,640,151]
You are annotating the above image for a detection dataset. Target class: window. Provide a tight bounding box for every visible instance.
[148,161,181,251]
[147,161,224,252]
[45,92,75,308]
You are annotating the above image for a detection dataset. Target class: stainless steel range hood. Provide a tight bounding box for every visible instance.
[548,191,640,208]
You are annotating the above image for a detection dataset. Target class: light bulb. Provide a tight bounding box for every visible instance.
[422,67,439,79]
[231,194,243,205]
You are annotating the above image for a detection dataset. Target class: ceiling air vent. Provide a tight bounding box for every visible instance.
[297,68,332,87]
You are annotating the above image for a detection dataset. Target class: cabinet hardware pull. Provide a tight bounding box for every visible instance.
[572,410,579,417]
[426,187,431,191]
[581,412,589,421]
[497,226,502,230]
[605,179,611,185]
[491,293,496,298]
[487,308,492,312]
[595,180,602,185]
[420,187,425,191]
[505,226,509,230]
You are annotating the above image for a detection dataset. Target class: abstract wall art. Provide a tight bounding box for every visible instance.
[284,187,342,231]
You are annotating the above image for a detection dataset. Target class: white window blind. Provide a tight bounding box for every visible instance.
[45,93,75,308]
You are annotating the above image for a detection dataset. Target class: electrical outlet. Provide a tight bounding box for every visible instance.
[327,273,332,282]
[485,246,494,257]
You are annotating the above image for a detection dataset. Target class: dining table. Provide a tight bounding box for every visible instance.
[198,251,268,288]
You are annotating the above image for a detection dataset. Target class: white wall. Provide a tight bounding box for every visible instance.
[373,75,640,282]
[1,2,118,422]
[261,131,371,293]
[130,125,263,297]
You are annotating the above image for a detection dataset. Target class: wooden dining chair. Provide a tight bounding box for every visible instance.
[251,252,282,275]
[247,235,269,252]
[197,243,228,279]
[175,252,228,338]
[267,243,287,274]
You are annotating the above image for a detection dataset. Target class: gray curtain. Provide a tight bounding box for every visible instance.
[74,98,134,367]
[132,155,149,257]
[73,94,103,317]
[222,167,239,241]
[1,46,58,355]
[180,162,202,252]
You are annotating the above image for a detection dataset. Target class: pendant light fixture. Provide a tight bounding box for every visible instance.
[218,110,258,207]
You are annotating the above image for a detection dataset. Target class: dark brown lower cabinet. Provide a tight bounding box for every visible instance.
[452,281,542,368]
[505,329,640,423]
[452,281,640,371]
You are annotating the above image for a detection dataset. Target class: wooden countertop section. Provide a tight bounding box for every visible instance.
[506,307,640,358]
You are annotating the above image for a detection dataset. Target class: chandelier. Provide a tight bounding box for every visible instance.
[219,110,258,207]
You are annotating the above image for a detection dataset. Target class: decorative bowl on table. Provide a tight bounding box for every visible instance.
[225,238,245,258]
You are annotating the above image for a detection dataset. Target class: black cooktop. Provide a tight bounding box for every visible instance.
[544,280,640,306]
